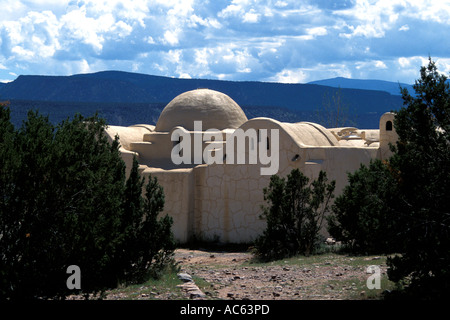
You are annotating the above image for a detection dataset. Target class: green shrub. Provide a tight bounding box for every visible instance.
[385,59,450,299]
[326,59,450,299]
[0,105,175,300]
[119,158,175,283]
[254,169,335,261]
[326,159,403,255]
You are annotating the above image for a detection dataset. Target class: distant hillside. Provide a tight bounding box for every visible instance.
[308,77,414,96]
[0,71,405,129]
[6,99,315,131]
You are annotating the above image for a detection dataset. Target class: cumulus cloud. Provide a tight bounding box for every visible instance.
[270,68,308,83]
[0,0,449,84]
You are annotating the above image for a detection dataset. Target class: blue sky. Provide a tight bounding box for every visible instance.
[1,0,450,84]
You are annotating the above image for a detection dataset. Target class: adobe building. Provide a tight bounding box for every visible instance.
[105,89,398,244]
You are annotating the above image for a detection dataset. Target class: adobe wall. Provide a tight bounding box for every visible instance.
[189,146,379,244]
[193,163,270,243]
[133,123,383,245]
[140,167,195,244]
[190,124,307,243]
[141,143,379,245]
[301,146,380,195]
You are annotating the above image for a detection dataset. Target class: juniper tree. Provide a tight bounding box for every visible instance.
[119,157,175,283]
[254,169,335,261]
[326,59,450,299]
[326,159,402,254]
[385,59,450,299]
[0,106,174,299]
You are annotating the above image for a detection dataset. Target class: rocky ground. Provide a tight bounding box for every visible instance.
[173,248,390,300]
[67,247,390,300]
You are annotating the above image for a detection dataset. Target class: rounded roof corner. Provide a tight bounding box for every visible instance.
[281,122,339,147]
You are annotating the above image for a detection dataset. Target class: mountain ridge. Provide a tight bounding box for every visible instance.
[0,70,406,129]
[308,76,414,96]
[0,70,403,110]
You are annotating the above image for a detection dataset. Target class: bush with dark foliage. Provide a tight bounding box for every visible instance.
[254,169,335,261]
[385,59,450,299]
[0,105,175,300]
[326,59,450,299]
[327,159,403,255]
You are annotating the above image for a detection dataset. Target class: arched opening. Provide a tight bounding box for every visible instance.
[386,121,393,131]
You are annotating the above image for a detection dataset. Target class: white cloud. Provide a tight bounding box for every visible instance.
[0,0,449,85]
[307,26,327,36]
[334,0,403,38]
[398,24,409,31]
[396,56,450,78]
[0,10,61,60]
[335,0,450,40]
[218,0,265,24]
[406,0,450,24]
[166,49,182,64]
[356,60,388,70]
[145,36,155,44]
[162,30,180,46]
[274,1,288,8]
[398,57,411,68]
[270,68,308,83]
[267,63,353,84]
[243,9,260,23]
[179,72,191,79]
[77,59,91,74]
[375,61,387,69]
[218,4,241,18]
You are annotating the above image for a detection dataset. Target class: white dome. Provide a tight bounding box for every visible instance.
[155,89,248,132]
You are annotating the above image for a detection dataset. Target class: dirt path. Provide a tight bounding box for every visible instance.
[174,248,388,300]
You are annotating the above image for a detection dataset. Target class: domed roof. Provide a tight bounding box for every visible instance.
[155,89,248,132]
[281,122,339,146]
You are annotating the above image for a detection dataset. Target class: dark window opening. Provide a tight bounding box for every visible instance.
[386,121,393,131]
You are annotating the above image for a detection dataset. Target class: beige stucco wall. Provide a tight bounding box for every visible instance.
[105,125,151,177]
[193,163,270,243]
[301,146,379,195]
[105,125,153,150]
[186,147,378,244]
[185,118,380,243]
[139,167,195,244]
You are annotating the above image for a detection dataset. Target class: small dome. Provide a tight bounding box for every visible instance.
[155,89,248,132]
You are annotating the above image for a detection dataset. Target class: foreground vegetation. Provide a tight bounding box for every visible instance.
[0,107,175,300]
[328,59,450,299]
